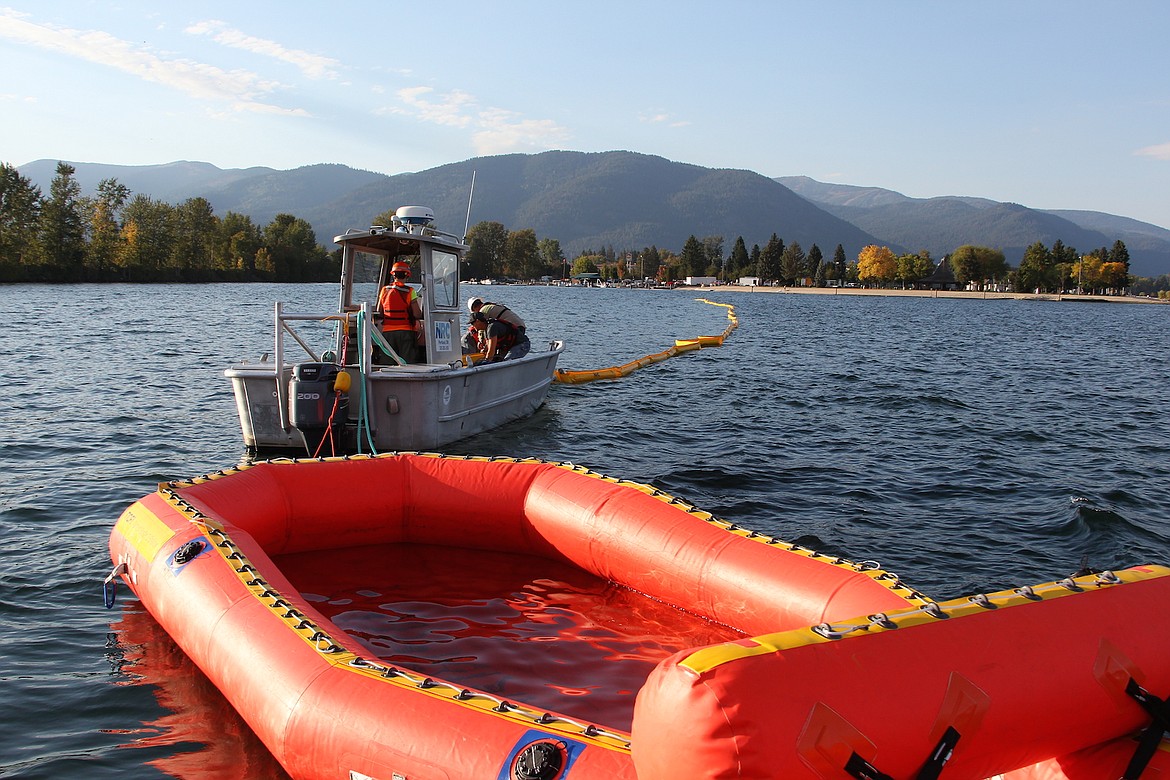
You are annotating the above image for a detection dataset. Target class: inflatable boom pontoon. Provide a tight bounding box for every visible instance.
[107,453,1170,779]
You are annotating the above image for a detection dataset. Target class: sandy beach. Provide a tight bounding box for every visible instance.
[695,285,1167,305]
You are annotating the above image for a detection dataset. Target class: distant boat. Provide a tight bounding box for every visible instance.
[225,206,563,455]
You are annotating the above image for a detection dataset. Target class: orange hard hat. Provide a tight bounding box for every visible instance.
[391,261,411,278]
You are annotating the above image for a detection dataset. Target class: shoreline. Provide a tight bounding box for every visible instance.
[689,285,1167,305]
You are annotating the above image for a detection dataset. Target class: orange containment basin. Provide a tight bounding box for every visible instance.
[107,453,1170,780]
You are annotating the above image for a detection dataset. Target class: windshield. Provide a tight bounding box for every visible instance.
[431,248,458,309]
[352,250,383,309]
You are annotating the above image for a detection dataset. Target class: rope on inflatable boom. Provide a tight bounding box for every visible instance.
[553,298,738,384]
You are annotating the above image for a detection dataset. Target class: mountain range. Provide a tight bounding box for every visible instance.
[18,151,1170,277]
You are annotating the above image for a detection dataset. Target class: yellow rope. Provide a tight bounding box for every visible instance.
[553,298,738,384]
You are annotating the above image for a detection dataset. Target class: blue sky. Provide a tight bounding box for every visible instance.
[2,1,1168,228]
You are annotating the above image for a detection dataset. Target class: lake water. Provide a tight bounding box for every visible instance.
[1,283,1168,777]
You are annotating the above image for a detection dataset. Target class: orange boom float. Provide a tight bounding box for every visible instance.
[107,454,1170,779]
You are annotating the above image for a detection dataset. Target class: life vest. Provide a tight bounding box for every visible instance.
[479,302,525,331]
[486,319,521,359]
[379,284,416,332]
[464,325,486,352]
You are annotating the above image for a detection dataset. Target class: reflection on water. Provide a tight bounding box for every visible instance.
[280,543,743,732]
[108,602,290,778]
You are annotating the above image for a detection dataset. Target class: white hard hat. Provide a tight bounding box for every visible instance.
[466,297,483,313]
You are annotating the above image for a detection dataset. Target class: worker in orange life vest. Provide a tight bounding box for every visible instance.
[377,261,423,363]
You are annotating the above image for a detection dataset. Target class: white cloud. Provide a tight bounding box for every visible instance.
[639,110,690,129]
[392,86,474,128]
[386,85,570,154]
[0,9,301,115]
[473,108,570,155]
[1136,142,1170,161]
[185,19,340,80]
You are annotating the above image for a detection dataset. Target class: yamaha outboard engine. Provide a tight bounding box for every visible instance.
[289,362,349,455]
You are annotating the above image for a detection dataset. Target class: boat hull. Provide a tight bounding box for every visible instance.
[226,343,562,453]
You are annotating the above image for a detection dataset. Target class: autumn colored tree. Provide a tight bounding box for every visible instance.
[857,245,896,286]
[85,178,130,276]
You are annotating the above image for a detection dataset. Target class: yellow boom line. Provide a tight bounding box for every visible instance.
[553,298,738,385]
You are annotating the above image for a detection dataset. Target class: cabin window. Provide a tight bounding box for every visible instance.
[351,250,384,307]
[431,249,458,308]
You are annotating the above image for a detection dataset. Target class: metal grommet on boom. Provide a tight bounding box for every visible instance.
[512,740,565,780]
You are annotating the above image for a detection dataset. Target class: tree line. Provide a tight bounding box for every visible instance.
[0,162,335,282]
[3,161,1156,296]
[462,222,1145,296]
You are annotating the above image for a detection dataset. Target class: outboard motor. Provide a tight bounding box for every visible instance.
[289,362,349,454]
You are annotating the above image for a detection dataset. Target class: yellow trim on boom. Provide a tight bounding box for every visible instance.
[114,503,177,565]
[678,565,1170,675]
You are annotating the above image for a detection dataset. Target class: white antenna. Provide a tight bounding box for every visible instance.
[463,170,476,241]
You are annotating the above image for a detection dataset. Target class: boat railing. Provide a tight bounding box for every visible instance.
[271,301,373,434]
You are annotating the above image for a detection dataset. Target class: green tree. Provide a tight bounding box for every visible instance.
[728,236,749,280]
[172,197,217,273]
[571,254,599,276]
[640,245,661,280]
[833,244,847,280]
[537,237,565,278]
[465,220,507,280]
[1016,241,1054,293]
[894,251,933,288]
[0,163,43,268]
[117,195,174,277]
[950,244,1007,287]
[1049,239,1078,292]
[701,235,724,277]
[680,235,705,277]
[39,162,86,275]
[215,211,263,271]
[505,228,540,280]
[263,213,321,282]
[780,241,805,284]
[806,244,824,283]
[1107,240,1130,289]
[1108,239,1130,269]
[758,233,783,283]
